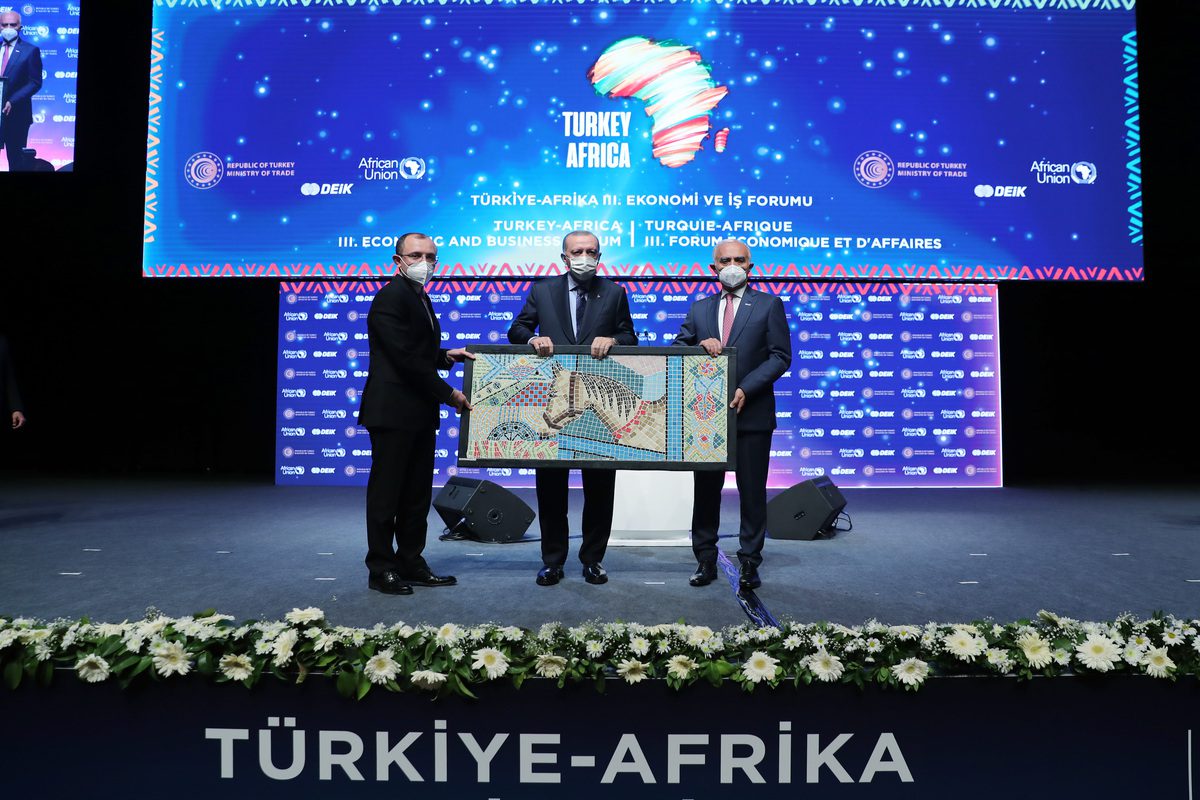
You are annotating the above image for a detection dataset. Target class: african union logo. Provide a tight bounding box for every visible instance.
[400,157,426,180]
[184,152,224,190]
[853,150,894,189]
[1070,161,1097,184]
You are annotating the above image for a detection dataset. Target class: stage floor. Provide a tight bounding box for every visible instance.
[1,476,1197,628]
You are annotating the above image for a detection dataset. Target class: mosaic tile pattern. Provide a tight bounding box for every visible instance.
[462,347,730,468]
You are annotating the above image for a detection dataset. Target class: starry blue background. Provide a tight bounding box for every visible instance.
[146,2,1140,278]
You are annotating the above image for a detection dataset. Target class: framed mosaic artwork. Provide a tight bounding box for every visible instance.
[458,346,736,470]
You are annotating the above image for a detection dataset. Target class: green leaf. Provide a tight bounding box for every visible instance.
[38,660,54,687]
[356,675,372,700]
[131,657,153,679]
[3,660,22,690]
[196,651,215,676]
[335,668,357,698]
[112,655,141,674]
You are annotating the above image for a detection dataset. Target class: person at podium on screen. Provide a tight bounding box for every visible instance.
[673,239,791,591]
[0,11,43,173]
[507,230,638,587]
[359,232,475,596]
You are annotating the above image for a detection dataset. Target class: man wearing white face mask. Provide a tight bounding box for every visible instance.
[0,11,42,172]
[673,239,791,591]
[360,232,476,596]
[508,230,638,586]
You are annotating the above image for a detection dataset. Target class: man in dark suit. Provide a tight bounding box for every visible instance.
[359,232,475,595]
[507,230,638,586]
[0,11,43,173]
[674,239,791,590]
[0,334,26,432]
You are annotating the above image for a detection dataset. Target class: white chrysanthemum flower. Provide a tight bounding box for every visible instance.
[149,637,172,657]
[498,626,524,642]
[667,655,696,680]
[808,650,845,682]
[1143,647,1175,678]
[139,618,170,637]
[831,624,860,639]
[410,669,448,690]
[1052,648,1071,666]
[991,624,1006,637]
[219,654,254,681]
[782,634,802,651]
[742,651,779,684]
[472,647,509,680]
[534,654,568,678]
[0,630,18,649]
[865,638,883,653]
[468,626,488,642]
[585,640,604,658]
[567,626,588,643]
[811,632,829,648]
[436,623,463,647]
[1020,636,1054,669]
[894,657,929,687]
[254,639,274,656]
[33,642,52,661]
[152,641,191,677]
[686,626,714,647]
[538,623,560,641]
[985,648,1014,672]
[889,625,919,641]
[93,623,127,638]
[284,607,324,625]
[18,628,51,644]
[629,636,650,657]
[1128,632,1151,649]
[920,632,939,650]
[74,654,111,683]
[272,629,299,667]
[1075,634,1120,672]
[1122,645,1143,665]
[617,659,648,684]
[1162,629,1182,645]
[943,631,985,661]
[656,640,672,654]
[363,650,399,685]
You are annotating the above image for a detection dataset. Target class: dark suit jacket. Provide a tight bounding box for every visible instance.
[0,334,22,418]
[507,274,637,346]
[674,287,792,433]
[358,276,454,431]
[1,37,43,127]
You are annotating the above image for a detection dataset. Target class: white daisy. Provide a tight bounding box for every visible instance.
[585,640,604,658]
[629,636,650,657]
[782,634,803,651]
[807,650,845,682]
[272,629,299,667]
[74,654,111,683]
[472,647,509,679]
[363,650,399,685]
[889,625,919,641]
[152,641,191,677]
[985,648,1014,672]
[534,654,568,678]
[811,632,829,648]
[1162,629,1183,645]
[686,626,715,647]
[410,669,448,690]
[741,651,779,684]
[436,623,463,647]
[943,630,985,661]
[617,659,648,683]
[284,607,324,625]
[894,657,929,687]
[219,654,254,681]
[667,655,696,680]
[1075,634,1120,672]
[1122,645,1143,666]
[1143,647,1175,678]
[865,638,883,654]
[498,626,524,642]
[1019,635,1053,669]
[1052,648,1071,666]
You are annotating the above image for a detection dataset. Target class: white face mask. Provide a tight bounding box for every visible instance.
[0,28,17,42]
[402,258,432,286]
[718,265,748,290]
[568,255,598,281]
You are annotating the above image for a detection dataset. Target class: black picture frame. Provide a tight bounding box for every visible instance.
[458,344,737,471]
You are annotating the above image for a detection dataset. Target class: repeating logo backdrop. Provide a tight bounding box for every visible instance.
[0,1,80,171]
[277,281,1002,489]
[146,1,1140,280]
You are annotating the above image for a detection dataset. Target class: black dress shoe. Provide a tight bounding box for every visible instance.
[689,562,718,587]
[536,565,565,586]
[368,570,413,595]
[399,568,457,587]
[582,563,608,585]
[738,562,762,591]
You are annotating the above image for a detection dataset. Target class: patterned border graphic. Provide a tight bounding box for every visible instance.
[143,29,165,247]
[1122,30,1142,247]
[152,0,1136,12]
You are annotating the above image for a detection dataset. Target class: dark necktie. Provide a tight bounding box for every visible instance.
[575,286,588,338]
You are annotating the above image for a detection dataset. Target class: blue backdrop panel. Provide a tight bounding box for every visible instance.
[277,280,1002,488]
[145,1,1140,281]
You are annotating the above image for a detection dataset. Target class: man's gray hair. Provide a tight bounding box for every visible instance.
[561,230,598,253]
[712,238,750,261]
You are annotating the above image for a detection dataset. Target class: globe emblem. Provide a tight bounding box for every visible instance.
[853,150,894,189]
[184,152,224,190]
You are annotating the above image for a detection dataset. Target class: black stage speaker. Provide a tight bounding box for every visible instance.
[766,477,847,540]
[432,478,535,543]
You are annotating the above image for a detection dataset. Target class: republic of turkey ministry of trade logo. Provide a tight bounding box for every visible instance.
[853,150,894,189]
[184,152,224,190]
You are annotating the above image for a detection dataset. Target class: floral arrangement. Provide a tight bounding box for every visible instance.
[1,609,1195,700]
